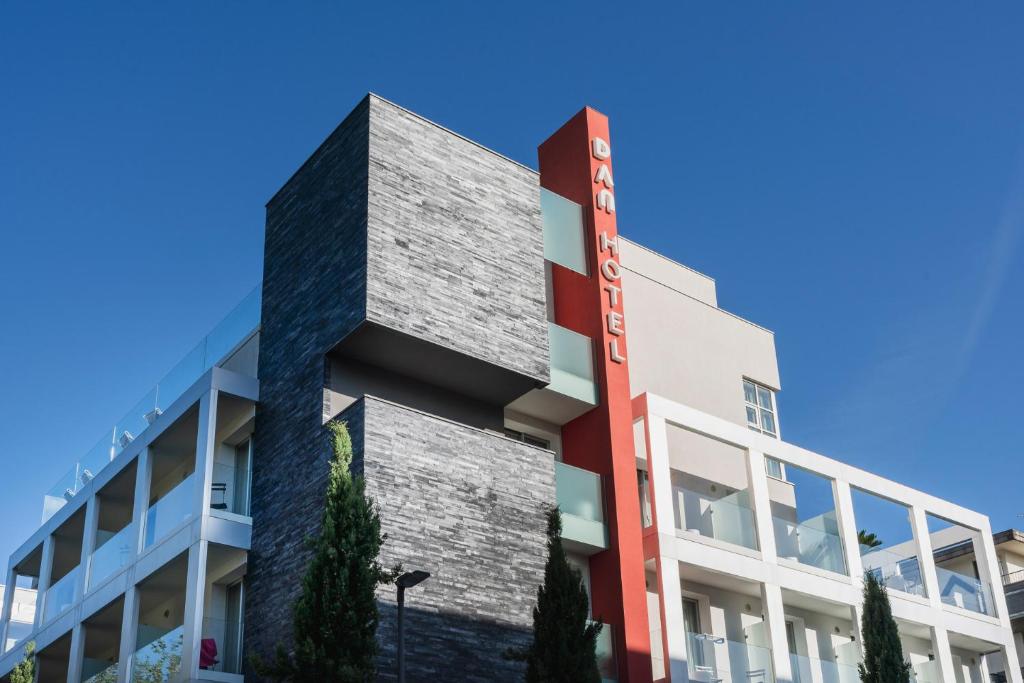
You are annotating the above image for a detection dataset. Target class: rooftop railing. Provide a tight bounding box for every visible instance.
[41,287,260,525]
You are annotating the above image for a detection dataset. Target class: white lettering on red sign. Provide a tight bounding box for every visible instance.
[593,136,625,363]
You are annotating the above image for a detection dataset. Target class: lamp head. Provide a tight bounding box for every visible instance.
[397,570,431,589]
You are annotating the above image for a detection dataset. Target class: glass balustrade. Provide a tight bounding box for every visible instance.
[911,659,941,683]
[859,545,926,597]
[935,564,995,615]
[43,565,80,623]
[40,287,260,525]
[541,188,588,275]
[773,516,847,574]
[81,658,118,683]
[88,523,137,590]
[555,462,607,549]
[548,323,598,404]
[594,622,616,682]
[686,632,774,683]
[132,624,183,682]
[674,487,759,551]
[790,652,860,683]
[144,476,195,549]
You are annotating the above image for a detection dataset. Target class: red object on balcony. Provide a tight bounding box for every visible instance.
[200,638,219,669]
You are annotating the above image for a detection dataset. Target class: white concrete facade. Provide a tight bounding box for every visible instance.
[637,392,1021,683]
[0,367,257,683]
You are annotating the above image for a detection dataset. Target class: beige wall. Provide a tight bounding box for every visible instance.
[620,239,780,429]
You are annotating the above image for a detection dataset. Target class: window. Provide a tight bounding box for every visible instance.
[504,428,550,450]
[743,379,778,436]
[765,456,785,481]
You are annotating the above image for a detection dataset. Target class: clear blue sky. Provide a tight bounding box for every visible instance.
[1,3,1022,565]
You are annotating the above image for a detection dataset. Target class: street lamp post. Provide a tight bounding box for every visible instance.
[396,569,430,683]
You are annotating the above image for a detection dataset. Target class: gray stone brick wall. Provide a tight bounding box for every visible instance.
[247,98,371,662]
[249,94,556,680]
[349,396,555,682]
[366,96,550,386]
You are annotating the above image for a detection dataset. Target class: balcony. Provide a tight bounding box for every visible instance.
[790,652,859,683]
[859,545,926,598]
[541,188,587,276]
[555,461,608,555]
[507,322,598,425]
[773,513,847,575]
[41,287,260,525]
[935,564,995,616]
[674,486,759,551]
[686,632,774,683]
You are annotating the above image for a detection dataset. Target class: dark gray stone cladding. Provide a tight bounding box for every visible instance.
[365,97,549,385]
[353,396,555,682]
[248,94,555,680]
[247,97,371,666]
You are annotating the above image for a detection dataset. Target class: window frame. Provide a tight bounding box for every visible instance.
[743,378,779,437]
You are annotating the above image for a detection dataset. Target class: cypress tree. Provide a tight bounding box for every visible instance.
[858,571,911,683]
[10,641,35,683]
[257,420,396,682]
[521,507,604,683]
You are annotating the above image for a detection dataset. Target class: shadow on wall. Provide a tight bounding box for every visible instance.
[243,602,532,683]
[375,601,532,683]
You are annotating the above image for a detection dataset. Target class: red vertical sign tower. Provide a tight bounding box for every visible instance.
[539,107,653,683]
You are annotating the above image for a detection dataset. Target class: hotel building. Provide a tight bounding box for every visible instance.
[0,94,1019,683]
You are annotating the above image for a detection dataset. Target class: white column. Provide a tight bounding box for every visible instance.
[79,496,99,598]
[116,584,140,683]
[929,626,957,683]
[762,583,795,683]
[1003,640,1024,683]
[975,521,1007,621]
[909,506,942,608]
[131,448,151,553]
[657,556,689,682]
[192,390,219,533]
[747,450,779,561]
[848,603,865,660]
[33,535,55,629]
[181,540,209,680]
[66,622,85,683]
[833,480,863,581]
[0,565,16,648]
[646,414,676,534]
[645,413,692,682]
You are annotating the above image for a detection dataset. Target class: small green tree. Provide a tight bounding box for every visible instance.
[517,507,603,683]
[859,571,911,683]
[10,641,35,683]
[255,420,397,682]
[858,530,883,549]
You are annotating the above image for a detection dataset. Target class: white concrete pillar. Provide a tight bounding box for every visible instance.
[78,496,99,598]
[181,540,209,680]
[930,626,957,683]
[833,480,863,581]
[131,448,151,554]
[115,584,140,683]
[975,521,1007,621]
[909,506,942,608]
[1003,640,1024,683]
[848,603,865,661]
[192,390,219,535]
[66,622,85,683]
[0,564,16,649]
[34,535,55,629]
[747,450,779,561]
[657,556,689,682]
[645,414,676,535]
[761,583,795,683]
